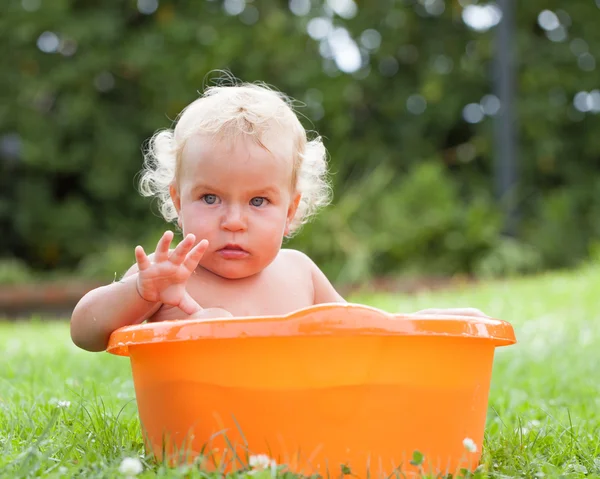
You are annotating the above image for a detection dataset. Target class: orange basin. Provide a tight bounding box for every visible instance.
[107,303,516,478]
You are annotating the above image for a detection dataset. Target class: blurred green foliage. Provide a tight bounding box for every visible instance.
[2,0,600,284]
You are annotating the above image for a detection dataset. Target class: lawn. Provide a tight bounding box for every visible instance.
[2,265,600,478]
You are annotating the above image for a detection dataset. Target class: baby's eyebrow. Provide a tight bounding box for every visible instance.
[254,186,280,197]
[190,184,280,197]
[190,183,221,195]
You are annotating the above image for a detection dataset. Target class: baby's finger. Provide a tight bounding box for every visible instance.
[178,291,202,315]
[184,239,209,271]
[135,245,151,271]
[169,234,196,265]
[154,230,174,263]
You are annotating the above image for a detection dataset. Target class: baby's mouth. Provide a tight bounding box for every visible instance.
[217,244,250,259]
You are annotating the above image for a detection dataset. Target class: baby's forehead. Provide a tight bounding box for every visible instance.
[182,131,294,168]
[177,135,295,196]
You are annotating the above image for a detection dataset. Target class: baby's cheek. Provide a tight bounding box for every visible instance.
[186,207,217,230]
[259,214,288,241]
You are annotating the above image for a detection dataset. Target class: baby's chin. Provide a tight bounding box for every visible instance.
[199,262,262,280]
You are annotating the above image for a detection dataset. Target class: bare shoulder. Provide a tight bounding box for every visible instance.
[278,249,346,305]
[277,248,315,268]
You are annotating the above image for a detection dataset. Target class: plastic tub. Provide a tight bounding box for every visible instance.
[107,303,516,477]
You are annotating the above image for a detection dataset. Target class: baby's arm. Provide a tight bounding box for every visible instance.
[310,267,488,317]
[280,250,345,304]
[311,273,487,316]
[284,251,488,316]
[70,266,161,352]
[308,257,347,304]
[70,231,207,352]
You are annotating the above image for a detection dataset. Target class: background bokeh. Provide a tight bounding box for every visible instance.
[2,0,600,287]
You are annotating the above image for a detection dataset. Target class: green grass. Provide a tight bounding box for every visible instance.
[3,265,600,478]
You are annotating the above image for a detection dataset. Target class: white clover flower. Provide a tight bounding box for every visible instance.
[463,437,477,453]
[248,454,277,476]
[119,457,143,477]
[249,454,273,470]
[57,400,71,408]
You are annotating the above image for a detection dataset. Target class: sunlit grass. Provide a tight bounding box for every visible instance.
[2,265,600,478]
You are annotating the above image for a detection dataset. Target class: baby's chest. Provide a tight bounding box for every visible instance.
[194,274,314,316]
[152,271,314,322]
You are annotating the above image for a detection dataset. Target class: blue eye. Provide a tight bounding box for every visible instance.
[250,197,266,207]
[202,194,218,205]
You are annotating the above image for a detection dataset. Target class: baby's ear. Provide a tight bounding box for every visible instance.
[169,183,181,213]
[285,193,302,235]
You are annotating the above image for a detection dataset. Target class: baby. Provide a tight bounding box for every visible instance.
[71,81,485,352]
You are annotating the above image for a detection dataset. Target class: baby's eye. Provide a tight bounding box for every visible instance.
[202,194,219,205]
[250,197,267,207]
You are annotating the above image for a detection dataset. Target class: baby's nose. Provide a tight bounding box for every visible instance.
[221,206,247,232]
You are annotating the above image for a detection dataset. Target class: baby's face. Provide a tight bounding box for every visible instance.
[171,133,300,280]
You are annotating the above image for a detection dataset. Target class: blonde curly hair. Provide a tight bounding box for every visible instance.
[138,81,332,235]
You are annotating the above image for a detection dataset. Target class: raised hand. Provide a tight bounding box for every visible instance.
[134,231,208,315]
